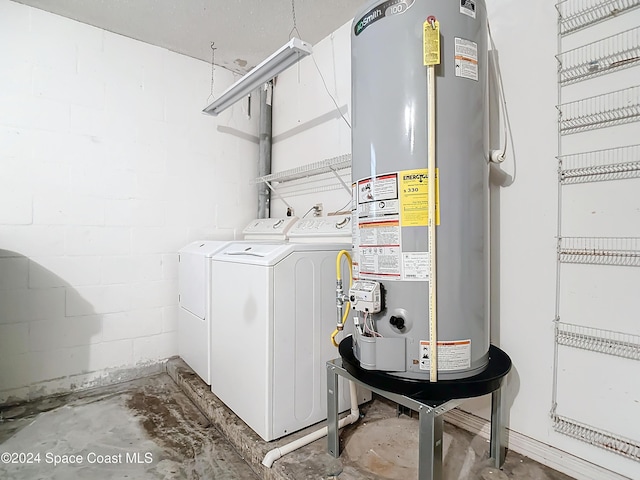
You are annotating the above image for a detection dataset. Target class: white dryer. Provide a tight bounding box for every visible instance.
[209,214,370,441]
[178,216,298,385]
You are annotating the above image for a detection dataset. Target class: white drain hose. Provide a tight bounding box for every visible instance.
[261,380,360,468]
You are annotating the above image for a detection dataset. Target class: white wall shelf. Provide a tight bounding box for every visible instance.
[252,154,351,213]
[557,27,640,84]
[559,236,640,266]
[556,321,640,360]
[558,144,640,184]
[556,0,640,36]
[551,413,640,461]
[558,85,640,134]
[253,154,351,185]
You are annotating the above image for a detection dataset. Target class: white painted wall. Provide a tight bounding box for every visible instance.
[271,4,640,480]
[0,0,259,403]
[467,4,640,479]
[270,24,352,218]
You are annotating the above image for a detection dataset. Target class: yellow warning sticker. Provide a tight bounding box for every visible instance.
[400,169,440,227]
[423,19,440,66]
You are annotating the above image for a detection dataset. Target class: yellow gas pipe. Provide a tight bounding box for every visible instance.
[332,250,353,347]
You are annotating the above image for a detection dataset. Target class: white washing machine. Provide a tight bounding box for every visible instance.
[178,216,298,385]
[209,214,371,442]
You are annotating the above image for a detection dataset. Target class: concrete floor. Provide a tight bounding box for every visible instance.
[0,365,577,480]
[0,374,258,480]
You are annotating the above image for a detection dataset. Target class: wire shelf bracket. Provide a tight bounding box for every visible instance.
[551,412,640,461]
[558,144,640,184]
[556,321,640,360]
[557,27,640,84]
[559,236,640,266]
[556,0,640,36]
[558,85,640,134]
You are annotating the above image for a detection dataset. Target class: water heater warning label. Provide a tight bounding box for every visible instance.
[454,38,478,81]
[358,219,401,279]
[356,174,402,280]
[460,0,476,19]
[419,340,471,371]
[359,246,401,277]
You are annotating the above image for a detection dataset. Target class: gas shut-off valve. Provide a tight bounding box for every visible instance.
[349,280,382,313]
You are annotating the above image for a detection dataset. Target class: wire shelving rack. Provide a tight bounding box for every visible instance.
[557,27,640,84]
[558,144,640,183]
[553,0,640,462]
[556,322,640,359]
[252,154,352,210]
[559,236,640,266]
[551,413,640,461]
[556,0,640,35]
[558,85,640,134]
[253,154,351,185]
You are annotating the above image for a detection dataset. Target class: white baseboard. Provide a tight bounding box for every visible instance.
[444,408,630,480]
[0,360,167,406]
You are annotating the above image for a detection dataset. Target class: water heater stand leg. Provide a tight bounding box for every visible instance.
[326,358,508,479]
[491,388,506,468]
[418,407,444,479]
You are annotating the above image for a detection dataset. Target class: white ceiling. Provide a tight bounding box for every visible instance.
[12,0,369,73]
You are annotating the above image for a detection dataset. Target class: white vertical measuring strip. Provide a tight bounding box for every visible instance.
[424,16,440,382]
[427,63,438,382]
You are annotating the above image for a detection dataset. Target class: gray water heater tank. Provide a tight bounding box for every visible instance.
[350,0,489,380]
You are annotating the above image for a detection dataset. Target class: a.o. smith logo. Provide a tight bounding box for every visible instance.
[354,0,415,36]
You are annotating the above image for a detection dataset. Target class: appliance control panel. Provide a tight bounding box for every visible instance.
[349,280,382,313]
[288,214,352,239]
[242,216,298,238]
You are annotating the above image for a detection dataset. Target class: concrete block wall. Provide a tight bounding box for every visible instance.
[0,0,259,403]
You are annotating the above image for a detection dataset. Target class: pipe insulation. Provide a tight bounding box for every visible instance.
[257,82,273,219]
